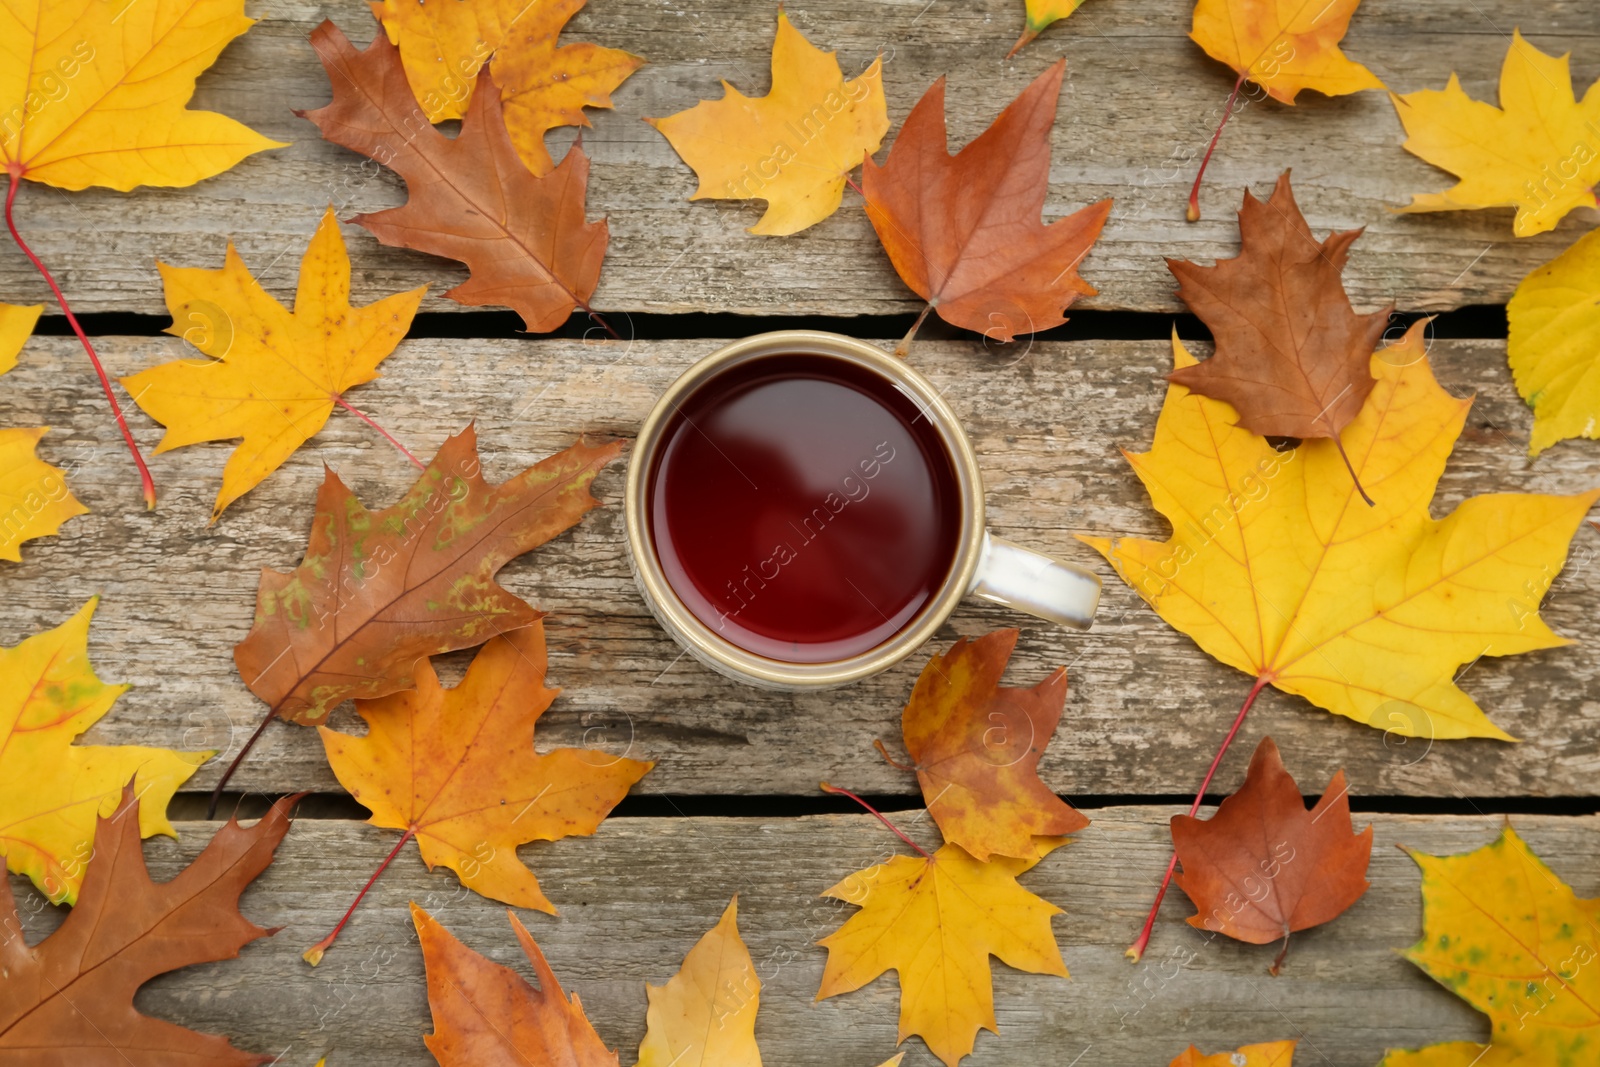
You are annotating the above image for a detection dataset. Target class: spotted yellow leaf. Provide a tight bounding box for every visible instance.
[647,12,888,236]
[1190,0,1382,105]
[1008,1,1091,57]
[0,599,209,904]
[1381,827,1600,1065]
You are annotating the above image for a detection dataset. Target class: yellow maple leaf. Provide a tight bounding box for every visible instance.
[315,621,651,935]
[1008,1,1091,57]
[647,12,888,236]
[372,0,643,176]
[0,0,282,191]
[637,897,761,1067]
[1508,227,1600,455]
[1190,0,1382,104]
[0,303,42,376]
[0,599,209,904]
[1393,31,1600,238]
[817,838,1068,1067]
[1171,1042,1296,1066]
[1380,827,1600,1065]
[0,306,86,561]
[121,207,426,521]
[1079,324,1599,742]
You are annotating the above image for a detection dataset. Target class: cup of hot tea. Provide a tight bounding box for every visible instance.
[623,331,1100,689]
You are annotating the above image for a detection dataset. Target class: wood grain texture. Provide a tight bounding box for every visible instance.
[2,335,1594,798]
[11,809,1592,1067]
[1,0,1596,317]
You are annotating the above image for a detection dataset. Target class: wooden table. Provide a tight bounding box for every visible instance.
[4,1,1597,1063]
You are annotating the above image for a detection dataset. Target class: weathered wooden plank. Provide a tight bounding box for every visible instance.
[2,0,1596,317]
[13,809,1594,1066]
[2,335,1595,798]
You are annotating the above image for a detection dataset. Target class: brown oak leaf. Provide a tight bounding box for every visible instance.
[1167,172,1391,496]
[893,629,1088,862]
[299,20,608,332]
[862,60,1111,354]
[0,782,296,1066]
[1172,736,1372,974]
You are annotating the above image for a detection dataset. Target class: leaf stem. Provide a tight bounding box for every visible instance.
[895,303,933,358]
[4,174,156,508]
[1328,431,1374,507]
[1126,672,1272,962]
[820,781,931,859]
[333,393,423,469]
[304,828,416,966]
[872,737,917,772]
[207,709,277,818]
[1186,70,1249,224]
[1269,929,1292,976]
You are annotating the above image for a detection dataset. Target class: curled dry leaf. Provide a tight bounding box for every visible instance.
[637,898,762,1067]
[862,60,1111,353]
[1393,31,1600,238]
[1171,1041,1296,1066]
[123,207,426,520]
[1507,227,1600,456]
[895,628,1088,862]
[1380,827,1600,1065]
[818,838,1069,1067]
[648,12,888,236]
[0,600,207,904]
[299,21,609,332]
[307,621,651,962]
[1171,737,1372,974]
[0,782,297,1066]
[372,0,643,175]
[413,903,620,1067]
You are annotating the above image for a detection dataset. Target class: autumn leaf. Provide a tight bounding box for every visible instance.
[1191,0,1381,105]
[1380,827,1600,1065]
[1182,0,1381,221]
[638,898,761,1067]
[0,0,281,191]
[1081,322,1598,744]
[300,21,609,333]
[0,781,295,1065]
[891,629,1088,862]
[818,838,1068,1067]
[1,0,285,503]
[1171,737,1371,973]
[648,12,887,236]
[1172,1042,1297,1067]
[1008,1,1091,57]
[413,904,620,1067]
[1507,227,1600,455]
[122,207,426,521]
[373,0,643,176]
[0,303,41,375]
[220,426,620,804]
[1089,322,1598,961]
[1393,31,1600,238]
[862,61,1111,354]
[306,621,651,962]
[1166,171,1391,501]
[0,599,209,904]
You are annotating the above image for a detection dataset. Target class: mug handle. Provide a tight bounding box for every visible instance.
[968,532,1101,630]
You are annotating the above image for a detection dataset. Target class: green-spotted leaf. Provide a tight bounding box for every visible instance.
[1380,827,1600,1065]
[233,425,621,726]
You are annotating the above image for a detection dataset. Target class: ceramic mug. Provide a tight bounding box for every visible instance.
[623,330,1100,689]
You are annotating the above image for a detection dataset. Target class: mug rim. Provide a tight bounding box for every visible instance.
[623,330,986,689]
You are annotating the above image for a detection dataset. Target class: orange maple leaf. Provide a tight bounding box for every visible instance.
[891,629,1088,862]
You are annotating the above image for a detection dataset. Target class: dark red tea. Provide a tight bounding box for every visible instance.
[647,353,962,663]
